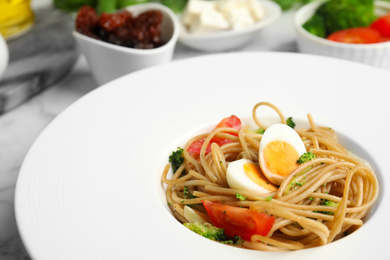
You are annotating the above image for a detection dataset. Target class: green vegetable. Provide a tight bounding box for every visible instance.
[161,0,188,13]
[169,147,185,173]
[221,235,244,245]
[284,166,312,195]
[286,117,296,129]
[303,13,326,37]
[255,195,273,201]
[97,0,118,13]
[236,193,247,201]
[322,199,338,207]
[184,186,189,196]
[303,0,377,37]
[118,0,150,8]
[183,223,226,241]
[183,223,243,245]
[54,0,189,14]
[319,0,376,35]
[315,199,339,215]
[255,128,265,134]
[54,0,152,13]
[297,152,316,164]
[54,0,96,12]
[272,0,296,11]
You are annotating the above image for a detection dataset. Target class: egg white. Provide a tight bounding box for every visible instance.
[259,123,307,185]
[226,158,276,196]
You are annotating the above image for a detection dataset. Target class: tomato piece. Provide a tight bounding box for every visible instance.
[187,138,234,155]
[379,36,390,42]
[327,27,381,44]
[187,115,242,156]
[215,115,242,131]
[203,200,275,241]
[75,6,99,38]
[371,13,390,37]
[99,11,131,32]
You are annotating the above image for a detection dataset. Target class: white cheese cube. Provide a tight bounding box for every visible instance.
[182,0,266,34]
[217,0,247,11]
[189,8,230,34]
[217,0,259,29]
[182,0,217,27]
[228,7,255,29]
[246,0,265,21]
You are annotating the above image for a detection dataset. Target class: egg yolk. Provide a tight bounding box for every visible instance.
[263,140,300,177]
[243,162,277,191]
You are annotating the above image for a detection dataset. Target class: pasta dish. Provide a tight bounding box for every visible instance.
[161,102,379,251]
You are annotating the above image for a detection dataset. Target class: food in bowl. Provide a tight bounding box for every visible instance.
[75,5,165,49]
[294,0,390,69]
[72,3,179,85]
[326,26,389,44]
[303,0,390,44]
[371,12,390,37]
[181,0,265,34]
[161,101,379,250]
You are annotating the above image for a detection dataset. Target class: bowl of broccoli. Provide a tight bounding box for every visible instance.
[294,0,390,70]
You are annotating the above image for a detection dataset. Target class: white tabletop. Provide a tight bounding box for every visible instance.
[0,5,339,258]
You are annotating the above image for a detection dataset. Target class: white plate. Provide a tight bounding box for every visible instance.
[178,0,281,52]
[15,52,389,260]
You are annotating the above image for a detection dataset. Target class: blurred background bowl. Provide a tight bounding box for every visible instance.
[73,3,179,86]
[294,0,390,70]
[178,0,282,52]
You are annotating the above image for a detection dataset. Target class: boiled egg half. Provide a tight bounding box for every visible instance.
[226,159,278,196]
[259,123,307,186]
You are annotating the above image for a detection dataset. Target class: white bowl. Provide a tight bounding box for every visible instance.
[0,34,9,81]
[178,0,281,52]
[295,0,390,70]
[73,3,179,86]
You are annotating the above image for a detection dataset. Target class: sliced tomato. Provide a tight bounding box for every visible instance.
[187,138,234,155]
[203,200,275,241]
[370,13,390,37]
[327,27,381,44]
[187,115,242,156]
[99,11,130,32]
[379,36,390,42]
[215,115,242,132]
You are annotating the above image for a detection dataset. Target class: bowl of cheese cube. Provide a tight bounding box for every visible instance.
[178,0,282,52]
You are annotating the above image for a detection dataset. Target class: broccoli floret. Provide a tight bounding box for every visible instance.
[322,199,338,208]
[297,152,316,164]
[272,0,296,11]
[221,235,244,246]
[314,0,377,37]
[315,199,339,215]
[236,193,247,201]
[255,128,265,134]
[303,13,326,38]
[286,117,296,129]
[169,147,184,173]
[183,223,226,241]
[184,223,244,245]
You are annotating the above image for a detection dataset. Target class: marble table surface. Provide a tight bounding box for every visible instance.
[0,4,383,259]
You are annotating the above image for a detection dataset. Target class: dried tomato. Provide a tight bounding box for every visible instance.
[75,6,100,39]
[99,11,132,32]
[75,6,164,49]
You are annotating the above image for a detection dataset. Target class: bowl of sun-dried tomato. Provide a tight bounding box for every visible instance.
[74,3,179,85]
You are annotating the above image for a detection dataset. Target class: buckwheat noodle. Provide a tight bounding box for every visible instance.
[161,102,379,251]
